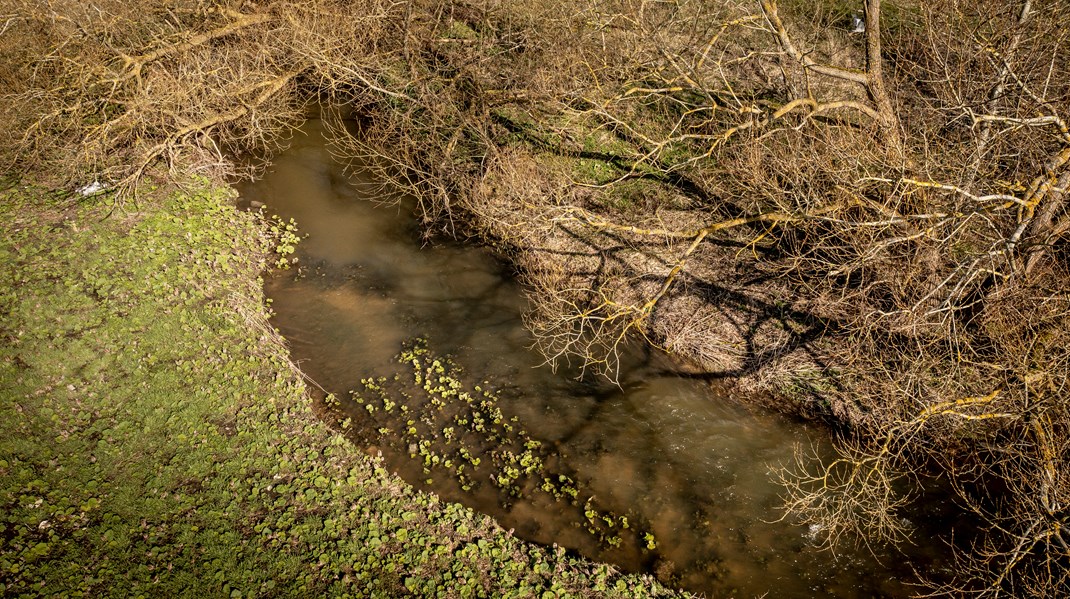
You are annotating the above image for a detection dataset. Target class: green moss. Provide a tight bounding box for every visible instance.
[443,20,479,41]
[0,179,688,598]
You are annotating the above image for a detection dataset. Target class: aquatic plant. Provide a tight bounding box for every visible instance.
[347,338,657,553]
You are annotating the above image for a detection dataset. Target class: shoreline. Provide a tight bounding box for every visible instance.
[0,178,687,597]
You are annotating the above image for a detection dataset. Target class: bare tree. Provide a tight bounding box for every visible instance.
[487,1,1068,594]
[2,0,1068,595]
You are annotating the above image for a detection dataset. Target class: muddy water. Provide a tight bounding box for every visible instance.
[240,121,942,597]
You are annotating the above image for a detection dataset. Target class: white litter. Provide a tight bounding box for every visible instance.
[78,181,106,196]
[850,14,866,33]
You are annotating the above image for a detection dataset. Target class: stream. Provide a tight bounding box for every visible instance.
[238,120,953,598]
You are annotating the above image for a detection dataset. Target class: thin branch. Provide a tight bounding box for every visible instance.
[760,1,868,85]
[102,11,274,87]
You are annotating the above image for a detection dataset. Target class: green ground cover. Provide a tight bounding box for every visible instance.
[0,179,685,598]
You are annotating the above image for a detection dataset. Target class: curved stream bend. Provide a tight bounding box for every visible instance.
[240,120,946,598]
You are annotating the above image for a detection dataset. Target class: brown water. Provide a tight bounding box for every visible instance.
[239,121,950,598]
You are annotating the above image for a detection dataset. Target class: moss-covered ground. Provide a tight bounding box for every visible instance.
[0,179,686,598]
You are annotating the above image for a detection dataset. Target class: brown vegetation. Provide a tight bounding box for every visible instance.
[2,0,1068,596]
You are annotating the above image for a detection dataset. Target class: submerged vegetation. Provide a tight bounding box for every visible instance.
[342,339,656,553]
[1,0,1068,595]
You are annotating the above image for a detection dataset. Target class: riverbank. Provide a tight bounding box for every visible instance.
[3,1,1066,594]
[0,179,685,597]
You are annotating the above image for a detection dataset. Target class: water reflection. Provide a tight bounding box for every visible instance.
[241,120,928,598]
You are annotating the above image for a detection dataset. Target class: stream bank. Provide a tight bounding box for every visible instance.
[0,178,680,597]
[3,1,1066,595]
[244,120,956,597]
